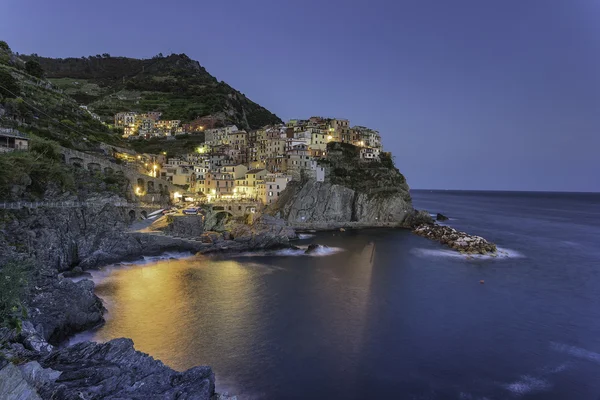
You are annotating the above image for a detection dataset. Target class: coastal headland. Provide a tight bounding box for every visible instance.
[0,42,496,399]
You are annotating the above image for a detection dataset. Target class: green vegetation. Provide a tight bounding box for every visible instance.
[22,53,282,129]
[24,60,44,78]
[0,135,131,201]
[0,137,74,200]
[0,259,32,332]
[0,68,19,98]
[0,61,125,150]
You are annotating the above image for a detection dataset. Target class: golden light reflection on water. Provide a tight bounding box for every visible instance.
[94,256,261,371]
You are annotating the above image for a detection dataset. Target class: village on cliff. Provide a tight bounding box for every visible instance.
[111,112,384,205]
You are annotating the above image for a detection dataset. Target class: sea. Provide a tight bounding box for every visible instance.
[71,190,600,399]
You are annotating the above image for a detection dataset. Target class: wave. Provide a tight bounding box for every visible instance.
[550,342,600,364]
[297,233,316,239]
[503,375,552,396]
[234,245,344,258]
[411,247,523,260]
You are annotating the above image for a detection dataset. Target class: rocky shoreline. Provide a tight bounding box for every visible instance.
[0,200,496,399]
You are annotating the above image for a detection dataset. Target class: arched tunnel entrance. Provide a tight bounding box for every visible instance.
[70,157,84,168]
[87,163,101,173]
[128,210,136,222]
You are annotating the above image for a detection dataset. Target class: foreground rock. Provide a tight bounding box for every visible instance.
[27,269,105,345]
[2,339,215,400]
[0,362,42,400]
[413,224,497,254]
[436,213,449,221]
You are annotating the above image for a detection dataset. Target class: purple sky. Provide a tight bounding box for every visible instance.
[2,0,599,191]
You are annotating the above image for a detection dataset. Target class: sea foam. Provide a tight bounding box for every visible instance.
[550,342,600,364]
[411,247,523,260]
[234,245,344,258]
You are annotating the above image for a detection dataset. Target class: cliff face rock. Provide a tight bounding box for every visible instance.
[269,142,415,229]
[0,202,143,271]
[160,215,204,238]
[270,180,413,229]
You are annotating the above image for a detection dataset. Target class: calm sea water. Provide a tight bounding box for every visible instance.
[82,191,600,399]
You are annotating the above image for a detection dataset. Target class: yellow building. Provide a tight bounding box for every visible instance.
[234,168,267,200]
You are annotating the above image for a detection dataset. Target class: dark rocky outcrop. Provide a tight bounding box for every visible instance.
[413,224,497,255]
[0,200,143,271]
[305,244,327,254]
[402,210,435,228]
[436,213,449,221]
[1,339,216,400]
[198,215,296,253]
[35,339,215,400]
[159,214,204,238]
[26,270,105,345]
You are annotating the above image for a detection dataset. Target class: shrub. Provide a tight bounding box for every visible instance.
[25,60,44,78]
[0,259,32,331]
[0,69,19,98]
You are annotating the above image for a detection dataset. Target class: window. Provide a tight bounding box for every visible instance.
[269,191,273,196]
[277,185,280,189]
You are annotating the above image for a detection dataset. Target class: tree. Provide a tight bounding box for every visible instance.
[0,40,10,52]
[25,60,44,78]
[102,53,111,58]
[0,69,19,98]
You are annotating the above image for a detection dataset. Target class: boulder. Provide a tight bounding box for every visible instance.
[305,244,328,254]
[436,213,449,221]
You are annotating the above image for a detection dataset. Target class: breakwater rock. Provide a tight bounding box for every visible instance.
[413,224,497,254]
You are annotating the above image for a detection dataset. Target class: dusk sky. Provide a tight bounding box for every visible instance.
[2,0,599,191]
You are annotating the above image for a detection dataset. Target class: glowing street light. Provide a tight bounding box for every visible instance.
[135,186,142,195]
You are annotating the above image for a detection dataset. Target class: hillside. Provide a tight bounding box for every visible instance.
[0,42,126,151]
[21,53,282,130]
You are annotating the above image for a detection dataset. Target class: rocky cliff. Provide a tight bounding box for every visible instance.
[269,142,415,229]
[270,180,414,229]
[0,201,144,271]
